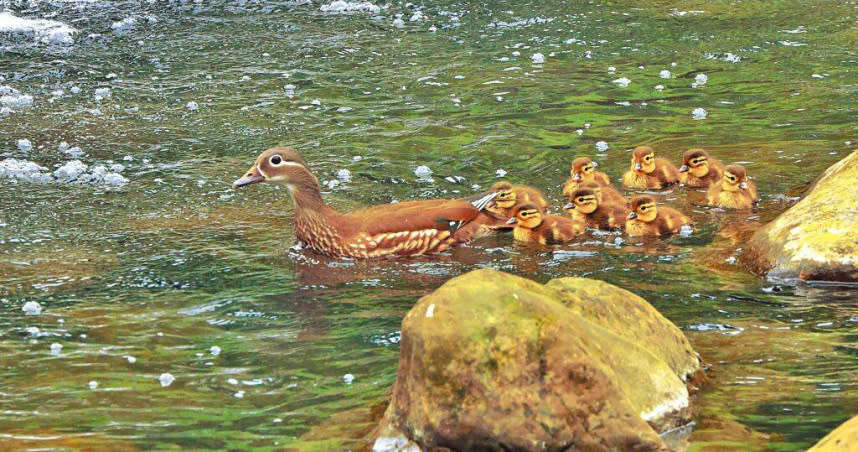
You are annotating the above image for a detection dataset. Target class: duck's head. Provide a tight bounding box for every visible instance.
[570,157,598,182]
[563,187,599,215]
[631,146,656,174]
[491,181,517,208]
[722,164,749,192]
[628,195,657,222]
[679,149,711,178]
[579,181,604,203]
[233,146,318,191]
[507,202,543,229]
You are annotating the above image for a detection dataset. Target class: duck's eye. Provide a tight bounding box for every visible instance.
[270,155,283,165]
[645,155,653,161]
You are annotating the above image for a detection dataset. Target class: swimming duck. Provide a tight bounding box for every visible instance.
[489,181,549,214]
[626,195,694,237]
[563,187,629,231]
[561,157,612,197]
[577,180,627,207]
[232,147,496,258]
[508,202,585,245]
[706,164,759,209]
[622,146,681,189]
[679,148,725,188]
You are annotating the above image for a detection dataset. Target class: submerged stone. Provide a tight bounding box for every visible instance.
[373,269,703,451]
[744,151,858,282]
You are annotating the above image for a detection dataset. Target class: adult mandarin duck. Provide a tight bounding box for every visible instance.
[508,203,586,245]
[706,164,759,209]
[625,195,694,237]
[678,148,725,188]
[622,146,681,189]
[232,147,496,258]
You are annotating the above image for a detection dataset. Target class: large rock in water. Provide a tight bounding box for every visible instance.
[372,269,703,452]
[745,150,858,282]
[808,414,858,451]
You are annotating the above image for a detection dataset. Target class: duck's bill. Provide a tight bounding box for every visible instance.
[505,217,517,225]
[627,212,637,219]
[232,168,265,189]
[563,203,575,210]
[678,165,689,173]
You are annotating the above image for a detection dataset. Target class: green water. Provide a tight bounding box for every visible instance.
[1,0,856,450]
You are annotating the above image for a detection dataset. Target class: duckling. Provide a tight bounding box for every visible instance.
[706,164,759,209]
[622,146,681,189]
[562,157,612,197]
[509,203,585,245]
[563,187,629,231]
[678,148,725,188]
[490,181,549,215]
[578,181,628,208]
[626,195,694,237]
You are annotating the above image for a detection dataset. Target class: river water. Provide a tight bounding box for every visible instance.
[1,0,856,450]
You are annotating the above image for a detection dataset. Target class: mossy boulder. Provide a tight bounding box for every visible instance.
[745,151,858,282]
[808,415,858,451]
[373,269,703,452]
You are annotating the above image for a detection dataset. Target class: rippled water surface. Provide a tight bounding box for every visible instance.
[1,0,857,450]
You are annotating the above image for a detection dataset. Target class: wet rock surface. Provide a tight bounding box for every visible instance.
[373,269,703,451]
[744,151,858,282]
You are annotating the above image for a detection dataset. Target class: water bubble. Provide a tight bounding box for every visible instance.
[343,374,355,384]
[17,139,32,152]
[414,165,433,178]
[186,101,199,111]
[227,378,239,385]
[336,169,352,181]
[612,77,630,87]
[126,355,137,363]
[234,391,245,398]
[595,141,609,152]
[209,346,222,356]
[88,381,98,390]
[158,373,175,387]
[692,108,708,120]
[659,70,671,79]
[22,301,42,315]
[50,343,63,354]
[531,53,545,64]
[495,169,508,178]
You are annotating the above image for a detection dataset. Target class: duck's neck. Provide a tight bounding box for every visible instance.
[287,172,339,221]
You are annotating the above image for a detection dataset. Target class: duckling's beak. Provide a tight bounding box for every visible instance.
[233,165,265,189]
[679,165,689,173]
[627,212,637,220]
[634,162,642,171]
[572,173,582,181]
[739,182,748,190]
[563,202,575,210]
[506,217,517,225]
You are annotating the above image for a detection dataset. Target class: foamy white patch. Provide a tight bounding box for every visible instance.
[595,141,609,151]
[659,70,671,79]
[0,159,52,183]
[1,85,35,112]
[1,158,127,186]
[640,388,689,422]
[691,107,708,120]
[414,165,433,178]
[373,434,420,452]
[320,1,380,14]
[0,12,76,45]
[158,373,175,387]
[531,52,545,64]
[111,17,137,34]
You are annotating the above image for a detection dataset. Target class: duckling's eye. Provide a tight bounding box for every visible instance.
[577,197,586,203]
[645,155,653,161]
[270,155,283,165]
